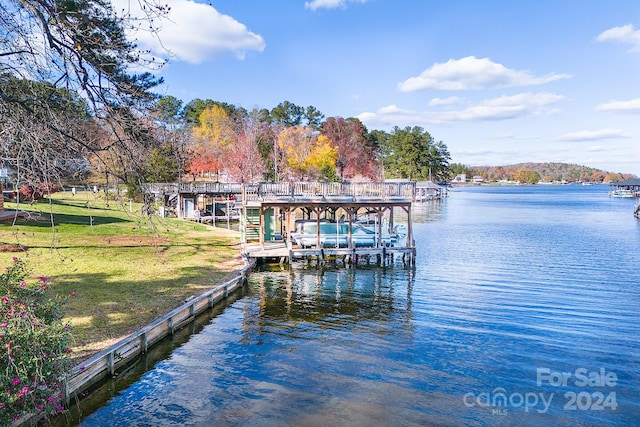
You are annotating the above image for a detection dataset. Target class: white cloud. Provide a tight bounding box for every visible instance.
[559,129,631,141]
[428,96,461,107]
[357,92,564,128]
[596,98,640,113]
[437,92,564,122]
[357,104,424,128]
[304,0,369,11]
[113,0,265,64]
[596,24,640,51]
[398,56,571,92]
[495,132,515,139]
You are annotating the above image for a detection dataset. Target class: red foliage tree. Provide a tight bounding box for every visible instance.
[321,117,378,180]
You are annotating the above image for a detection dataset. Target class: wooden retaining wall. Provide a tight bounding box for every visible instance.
[62,260,254,403]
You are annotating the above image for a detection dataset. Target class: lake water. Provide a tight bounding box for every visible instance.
[62,185,640,426]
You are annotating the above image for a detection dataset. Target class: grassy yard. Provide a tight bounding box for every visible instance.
[0,190,245,361]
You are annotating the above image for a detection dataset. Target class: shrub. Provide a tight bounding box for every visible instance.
[18,183,61,201]
[0,258,73,425]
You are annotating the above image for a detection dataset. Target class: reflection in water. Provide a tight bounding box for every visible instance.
[410,198,447,223]
[386,198,446,225]
[252,266,414,325]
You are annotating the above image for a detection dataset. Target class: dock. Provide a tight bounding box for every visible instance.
[609,178,640,198]
[143,181,418,266]
[240,182,416,266]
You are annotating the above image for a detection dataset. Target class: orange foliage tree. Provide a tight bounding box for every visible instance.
[277,126,338,180]
[188,105,233,180]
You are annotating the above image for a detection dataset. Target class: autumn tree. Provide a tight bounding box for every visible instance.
[184,99,216,125]
[277,126,314,180]
[304,135,339,181]
[604,173,625,183]
[226,108,268,183]
[321,117,378,180]
[189,105,234,180]
[494,166,506,181]
[589,171,605,183]
[277,126,338,180]
[183,99,247,127]
[513,168,541,184]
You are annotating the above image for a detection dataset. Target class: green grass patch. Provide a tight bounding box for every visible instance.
[0,191,245,360]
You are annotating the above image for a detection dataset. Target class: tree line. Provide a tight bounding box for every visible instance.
[146,97,451,186]
[450,162,635,184]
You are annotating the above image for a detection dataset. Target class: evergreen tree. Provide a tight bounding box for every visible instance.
[380,126,450,181]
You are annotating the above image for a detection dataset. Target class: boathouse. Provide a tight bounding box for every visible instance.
[240,181,416,265]
[415,180,448,201]
[144,182,242,223]
[609,178,640,197]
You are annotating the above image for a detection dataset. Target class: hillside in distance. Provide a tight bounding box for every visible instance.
[459,162,636,183]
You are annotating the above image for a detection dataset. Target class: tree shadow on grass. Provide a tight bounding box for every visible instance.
[1,210,131,228]
[5,198,135,227]
[54,262,244,360]
[41,213,130,227]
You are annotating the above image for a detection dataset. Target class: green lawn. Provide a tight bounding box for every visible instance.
[0,191,245,360]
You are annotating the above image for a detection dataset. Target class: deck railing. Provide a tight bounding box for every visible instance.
[242,181,415,203]
[144,181,416,202]
[143,183,179,194]
[143,182,243,195]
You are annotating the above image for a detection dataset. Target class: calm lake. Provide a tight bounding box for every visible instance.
[60,185,640,426]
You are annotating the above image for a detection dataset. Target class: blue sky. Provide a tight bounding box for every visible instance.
[116,0,640,174]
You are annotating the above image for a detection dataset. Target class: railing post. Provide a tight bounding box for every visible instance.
[108,351,115,376]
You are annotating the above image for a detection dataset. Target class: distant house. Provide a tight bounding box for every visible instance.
[452,174,467,184]
[472,176,484,184]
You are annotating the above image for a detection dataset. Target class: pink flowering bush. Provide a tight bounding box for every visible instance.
[0,258,73,425]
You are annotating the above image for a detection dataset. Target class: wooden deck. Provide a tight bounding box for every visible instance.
[244,241,416,267]
[242,181,415,204]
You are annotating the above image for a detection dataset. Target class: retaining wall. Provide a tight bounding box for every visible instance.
[62,259,255,402]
